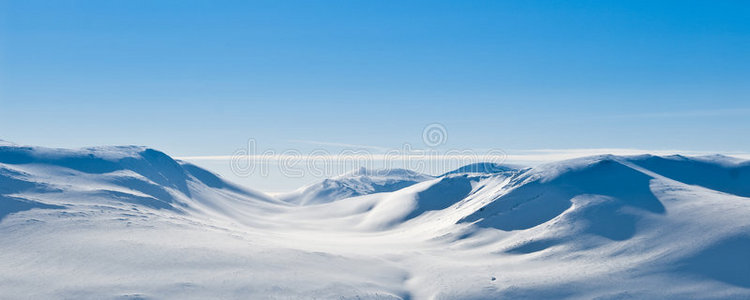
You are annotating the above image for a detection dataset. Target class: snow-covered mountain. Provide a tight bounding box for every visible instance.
[1,143,750,299]
[279,163,524,206]
[440,162,525,176]
[278,167,434,205]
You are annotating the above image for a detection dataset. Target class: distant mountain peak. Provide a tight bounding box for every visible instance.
[279,167,434,205]
[441,162,524,177]
[336,167,433,181]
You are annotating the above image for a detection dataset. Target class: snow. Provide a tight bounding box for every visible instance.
[1,144,750,299]
[440,162,525,176]
[278,167,434,205]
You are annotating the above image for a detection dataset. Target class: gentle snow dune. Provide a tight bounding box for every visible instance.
[1,144,750,299]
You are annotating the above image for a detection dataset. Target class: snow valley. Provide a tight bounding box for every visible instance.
[1,143,750,299]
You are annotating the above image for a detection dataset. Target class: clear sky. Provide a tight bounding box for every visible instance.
[1,1,749,190]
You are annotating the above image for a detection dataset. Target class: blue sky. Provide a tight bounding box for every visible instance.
[1,0,749,159]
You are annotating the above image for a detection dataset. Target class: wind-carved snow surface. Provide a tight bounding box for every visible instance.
[1,144,750,299]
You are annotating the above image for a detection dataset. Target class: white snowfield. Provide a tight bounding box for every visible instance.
[1,145,749,299]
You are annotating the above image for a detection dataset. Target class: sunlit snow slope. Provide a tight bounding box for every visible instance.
[1,144,749,299]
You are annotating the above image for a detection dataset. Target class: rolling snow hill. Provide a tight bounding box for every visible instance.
[1,144,749,299]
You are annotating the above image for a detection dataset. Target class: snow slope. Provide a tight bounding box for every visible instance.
[1,144,750,299]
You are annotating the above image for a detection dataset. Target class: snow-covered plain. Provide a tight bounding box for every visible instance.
[1,144,750,299]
